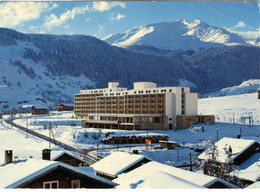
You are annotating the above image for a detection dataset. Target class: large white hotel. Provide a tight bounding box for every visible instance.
[74,82,213,130]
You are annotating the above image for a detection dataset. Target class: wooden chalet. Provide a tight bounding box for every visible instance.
[199,137,260,166]
[0,114,2,119]
[31,105,48,115]
[54,104,74,112]
[0,158,117,189]
[198,137,260,185]
[159,140,180,149]
[42,148,85,167]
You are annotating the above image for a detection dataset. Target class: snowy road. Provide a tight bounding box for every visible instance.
[4,118,97,165]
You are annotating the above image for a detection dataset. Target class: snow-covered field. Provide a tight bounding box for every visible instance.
[1,92,259,167]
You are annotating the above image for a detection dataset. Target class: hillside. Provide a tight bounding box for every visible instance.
[209,79,260,97]
[103,19,248,51]
[0,28,260,112]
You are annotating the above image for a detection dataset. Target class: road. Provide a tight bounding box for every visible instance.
[5,118,98,165]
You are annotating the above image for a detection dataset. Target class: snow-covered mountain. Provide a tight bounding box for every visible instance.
[102,19,248,51]
[246,37,260,47]
[0,28,259,113]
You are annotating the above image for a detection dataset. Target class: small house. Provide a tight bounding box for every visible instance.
[54,104,74,112]
[198,137,259,166]
[31,105,48,115]
[0,114,2,119]
[113,161,237,189]
[42,148,85,167]
[258,90,260,99]
[0,158,117,189]
[234,152,260,186]
[159,140,180,149]
[90,151,151,180]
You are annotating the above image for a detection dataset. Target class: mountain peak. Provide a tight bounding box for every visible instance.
[102,19,248,51]
[176,19,190,26]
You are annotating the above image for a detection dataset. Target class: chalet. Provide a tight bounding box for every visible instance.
[0,158,117,189]
[113,161,237,189]
[0,114,2,119]
[198,137,260,185]
[258,89,260,99]
[198,137,260,166]
[54,104,74,112]
[90,151,151,180]
[0,148,85,167]
[31,105,48,115]
[159,140,180,149]
[233,152,260,186]
[42,148,85,167]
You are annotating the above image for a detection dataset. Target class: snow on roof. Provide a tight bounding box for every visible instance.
[236,153,260,182]
[0,158,116,188]
[0,147,84,166]
[113,161,236,189]
[49,148,84,162]
[198,137,257,163]
[246,182,260,189]
[90,151,150,177]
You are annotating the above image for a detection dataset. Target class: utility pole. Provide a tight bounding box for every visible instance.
[49,122,51,148]
[177,146,179,162]
[26,116,28,138]
[96,137,99,157]
[189,153,192,171]
[216,128,219,142]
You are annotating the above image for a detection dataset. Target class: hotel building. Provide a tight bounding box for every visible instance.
[73,82,212,130]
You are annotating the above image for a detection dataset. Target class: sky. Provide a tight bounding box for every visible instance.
[0,1,259,39]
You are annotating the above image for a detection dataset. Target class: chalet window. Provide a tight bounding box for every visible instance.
[43,181,59,189]
[71,180,80,188]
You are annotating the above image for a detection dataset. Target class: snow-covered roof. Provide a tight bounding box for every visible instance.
[90,151,150,177]
[236,153,260,182]
[198,137,258,163]
[113,161,237,189]
[31,105,48,109]
[0,158,116,188]
[0,147,84,166]
[49,148,84,162]
[246,182,260,189]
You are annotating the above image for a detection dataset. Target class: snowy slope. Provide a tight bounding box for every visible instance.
[209,79,260,97]
[102,19,248,51]
[0,40,96,111]
[199,93,260,125]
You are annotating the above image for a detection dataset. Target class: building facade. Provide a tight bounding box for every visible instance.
[74,82,198,130]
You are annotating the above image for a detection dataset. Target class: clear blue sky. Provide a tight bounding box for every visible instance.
[0,1,259,39]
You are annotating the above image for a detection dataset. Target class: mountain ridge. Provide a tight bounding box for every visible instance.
[102,19,248,51]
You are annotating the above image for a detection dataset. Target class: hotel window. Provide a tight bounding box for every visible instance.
[43,181,59,189]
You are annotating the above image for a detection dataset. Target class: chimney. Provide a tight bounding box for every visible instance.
[42,149,51,160]
[5,150,13,165]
